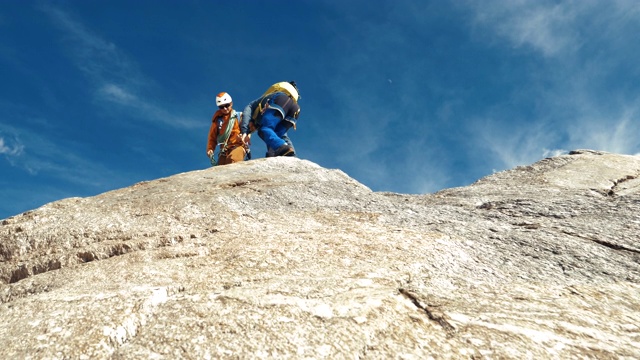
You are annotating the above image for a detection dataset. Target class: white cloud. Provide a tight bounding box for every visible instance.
[41,5,135,84]
[40,5,200,129]
[471,104,640,174]
[459,0,640,171]
[98,83,200,128]
[495,4,576,56]
[566,109,640,155]
[470,114,561,171]
[465,1,640,59]
[463,1,589,58]
[542,148,567,159]
[100,84,138,105]
[0,122,125,187]
[0,136,24,156]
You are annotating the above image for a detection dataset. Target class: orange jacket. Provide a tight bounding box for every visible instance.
[207,109,244,153]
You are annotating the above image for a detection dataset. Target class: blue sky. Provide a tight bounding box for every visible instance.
[2,1,640,219]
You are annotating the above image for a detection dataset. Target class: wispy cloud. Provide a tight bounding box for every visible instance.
[466,0,640,59]
[468,94,640,174]
[319,1,640,193]
[468,112,562,172]
[460,0,640,169]
[40,5,200,129]
[100,83,138,104]
[566,107,640,155]
[0,121,129,189]
[465,1,585,58]
[98,83,200,128]
[0,136,24,156]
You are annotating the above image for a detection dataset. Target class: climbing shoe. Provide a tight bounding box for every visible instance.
[274,144,295,157]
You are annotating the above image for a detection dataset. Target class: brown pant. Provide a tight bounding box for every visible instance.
[217,146,246,166]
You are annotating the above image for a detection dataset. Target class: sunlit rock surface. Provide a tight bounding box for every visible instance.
[1,150,639,358]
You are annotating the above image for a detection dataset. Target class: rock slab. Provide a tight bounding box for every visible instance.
[1,150,639,359]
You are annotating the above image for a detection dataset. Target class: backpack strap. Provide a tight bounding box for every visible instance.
[251,92,290,124]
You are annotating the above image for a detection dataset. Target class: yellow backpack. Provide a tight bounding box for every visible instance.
[248,82,301,132]
[262,82,299,102]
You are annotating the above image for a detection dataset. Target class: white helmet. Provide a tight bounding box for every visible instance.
[216,92,232,107]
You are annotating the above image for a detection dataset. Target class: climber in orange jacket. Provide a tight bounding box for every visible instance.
[206,92,249,166]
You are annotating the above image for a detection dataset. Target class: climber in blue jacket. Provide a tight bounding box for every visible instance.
[240,81,300,157]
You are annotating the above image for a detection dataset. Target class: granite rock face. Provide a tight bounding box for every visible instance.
[1,150,639,359]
